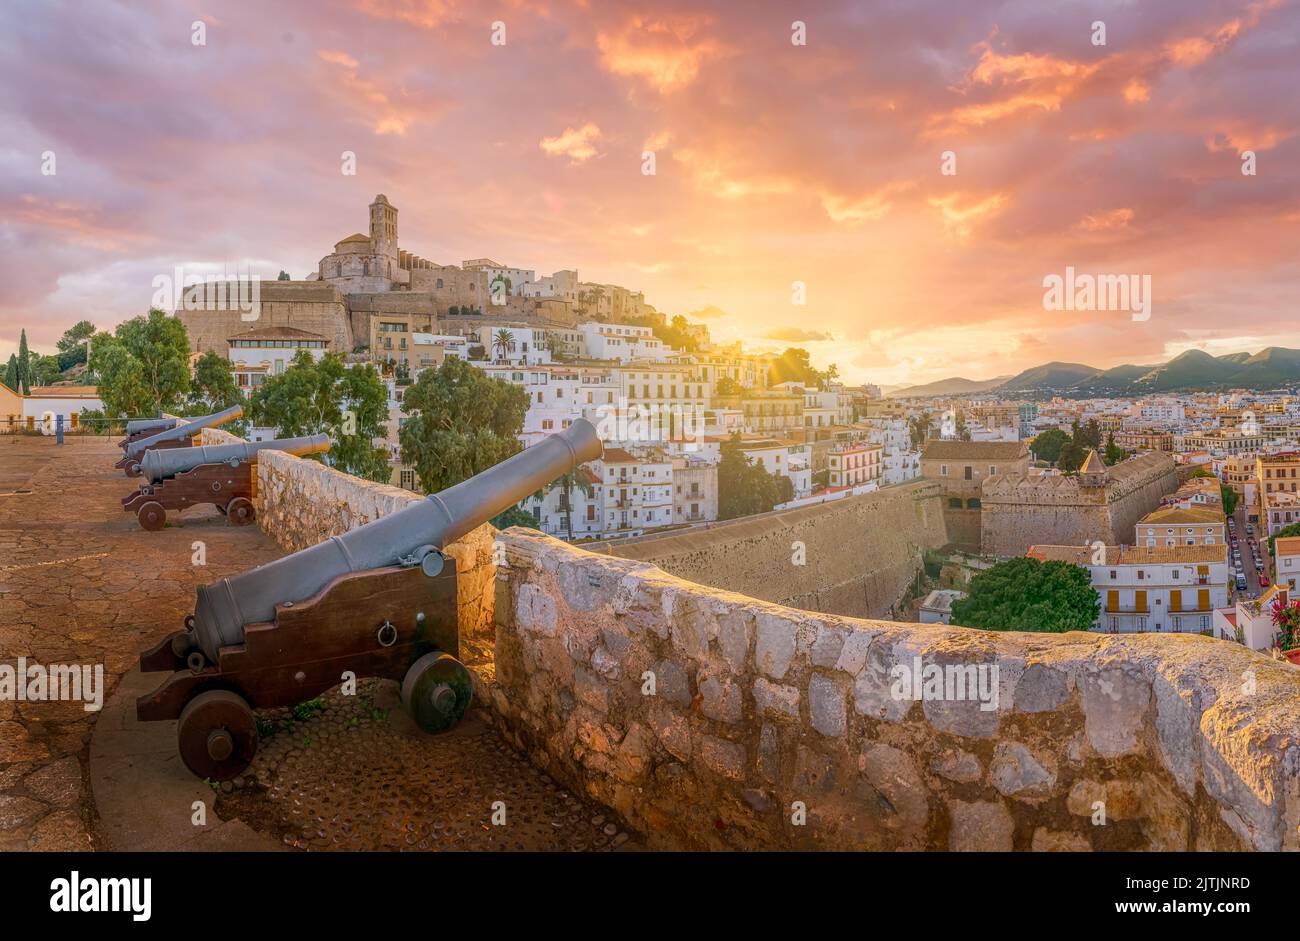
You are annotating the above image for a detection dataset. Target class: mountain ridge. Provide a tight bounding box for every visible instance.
[887,346,1300,397]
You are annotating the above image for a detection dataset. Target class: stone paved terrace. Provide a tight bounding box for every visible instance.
[0,434,636,852]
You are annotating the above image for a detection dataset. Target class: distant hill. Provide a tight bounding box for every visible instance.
[998,362,1102,393]
[888,375,1011,398]
[885,346,1300,398]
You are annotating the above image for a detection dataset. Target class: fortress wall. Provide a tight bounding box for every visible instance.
[981,499,1112,557]
[177,282,352,354]
[489,528,1300,851]
[942,506,982,553]
[1106,464,1183,543]
[605,480,949,620]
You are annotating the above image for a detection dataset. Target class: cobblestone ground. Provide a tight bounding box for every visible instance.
[1,434,638,852]
[0,434,285,850]
[220,680,639,851]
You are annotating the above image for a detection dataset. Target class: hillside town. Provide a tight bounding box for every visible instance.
[7,197,1300,667]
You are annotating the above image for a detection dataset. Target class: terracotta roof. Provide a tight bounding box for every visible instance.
[600,447,638,463]
[27,385,99,397]
[1138,506,1225,525]
[1029,543,1228,566]
[1273,537,1300,556]
[920,440,1029,461]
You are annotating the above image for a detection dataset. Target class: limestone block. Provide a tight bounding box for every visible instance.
[808,674,846,737]
[755,612,797,680]
[754,677,800,719]
[989,742,1055,798]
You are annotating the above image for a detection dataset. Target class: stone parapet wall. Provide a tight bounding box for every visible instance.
[607,480,947,620]
[253,450,497,653]
[490,528,1300,851]
[196,427,245,447]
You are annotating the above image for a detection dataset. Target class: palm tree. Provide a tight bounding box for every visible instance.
[546,467,595,540]
[492,329,514,363]
[909,412,934,449]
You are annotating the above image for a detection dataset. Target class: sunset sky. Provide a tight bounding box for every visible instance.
[2,0,1298,386]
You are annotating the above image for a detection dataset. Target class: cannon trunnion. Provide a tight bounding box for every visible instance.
[122,460,255,530]
[137,556,465,781]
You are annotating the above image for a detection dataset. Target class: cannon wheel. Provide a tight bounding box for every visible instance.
[137,501,166,531]
[177,689,258,781]
[225,497,254,526]
[401,652,472,734]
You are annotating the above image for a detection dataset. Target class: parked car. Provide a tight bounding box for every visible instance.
[1259,575,1271,587]
[1237,573,1249,591]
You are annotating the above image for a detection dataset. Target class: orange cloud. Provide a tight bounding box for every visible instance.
[539,122,602,163]
[317,49,411,135]
[1076,208,1135,232]
[935,43,1102,131]
[927,192,1008,239]
[596,15,719,93]
[351,0,461,29]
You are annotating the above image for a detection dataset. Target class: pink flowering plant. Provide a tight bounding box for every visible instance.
[1269,598,1300,652]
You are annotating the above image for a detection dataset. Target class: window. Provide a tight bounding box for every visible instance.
[940,464,948,477]
[964,466,973,480]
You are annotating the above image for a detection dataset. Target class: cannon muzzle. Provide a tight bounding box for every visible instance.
[189,419,602,659]
[125,417,178,435]
[139,434,331,483]
[124,405,243,459]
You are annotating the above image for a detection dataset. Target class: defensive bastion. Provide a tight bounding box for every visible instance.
[215,430,1300,851]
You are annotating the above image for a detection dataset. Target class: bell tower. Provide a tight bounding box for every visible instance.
[369,194,398,260]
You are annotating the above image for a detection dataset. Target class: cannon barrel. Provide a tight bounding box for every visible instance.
[125,417,177,434]
[139,434,331,483]
[124,405,243,459]
[190,418,602,659]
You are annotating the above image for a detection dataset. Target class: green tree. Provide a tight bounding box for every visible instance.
[3,354,16,390]
[88,309,191,416]
[955,412,972,442]
[492,328,515,363]
[718,433,793,520]
[1103,432,1127,466]
[1058,440,1087,472]
[188,351,243,416]
[1076,419,1103,451]
[17,329,31,393]
[950,557,1100,632]
[492,506,539,530]
[56,320,96,369]
[544,467,595,540]
[714,376,742,396]
[767,347,827,389]
[1031,427,1070,464]
[1269,522,1300,557]
[908,412,933,449]
[87,334,154,418]
[398,355,530,495]
[277,270,291,281]
[1220,484,1238,516]
[30,354,62,387]
[248,351,390,482]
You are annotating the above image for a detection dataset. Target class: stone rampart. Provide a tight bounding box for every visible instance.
[490,529,1300,851]
[606,480,948,620]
